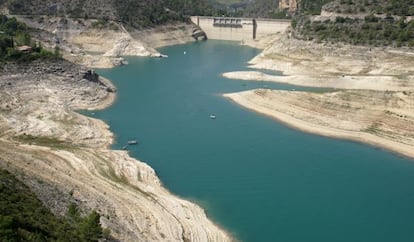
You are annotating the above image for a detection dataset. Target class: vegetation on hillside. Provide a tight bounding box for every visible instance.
[207,0,245,16]
[208,0,292,18]
[323,0,414,16]
[298,0,333,15]
[3,0,216,27]
[0,169,108,241]
[115,0,215,27]
[0,15,59,62]
[2,0,295,25]
[294,0,414,47]
[300,15,414,47]
[243,0,287,18]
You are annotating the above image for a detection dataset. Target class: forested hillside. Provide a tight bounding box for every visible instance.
[1,0,294,25]
[295,0,414,47]
[243,0,283,18]
[0,169,107,241]
[298,0,332,15]
[323,0,414,16]
[210,0,290,18]
[2,0,215,27]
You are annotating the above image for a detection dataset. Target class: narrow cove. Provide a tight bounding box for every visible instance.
[91,40,414,242]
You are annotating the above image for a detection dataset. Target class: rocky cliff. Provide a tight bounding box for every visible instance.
[279,0,298,13]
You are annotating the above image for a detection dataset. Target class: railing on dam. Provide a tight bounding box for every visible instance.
[190,16,291,41]
[213,17,242,28]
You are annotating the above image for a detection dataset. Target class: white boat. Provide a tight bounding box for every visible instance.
[127,140,138,145]
[210,114,216,119]
[151,53,168,58]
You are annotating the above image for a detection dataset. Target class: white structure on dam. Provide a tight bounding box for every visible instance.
[190,16,291,41]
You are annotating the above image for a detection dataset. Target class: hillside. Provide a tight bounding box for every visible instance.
[211,0,292,18]
[0,169,107,241]
[322,0,414,16]
[298,0,333,15]
[2,0,214,27]
[243,0,283,18]
[294,0,414,47]
[1,15,61,63]
[2,0,297,25]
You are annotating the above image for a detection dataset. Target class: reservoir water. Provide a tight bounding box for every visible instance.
[93,41,414,242]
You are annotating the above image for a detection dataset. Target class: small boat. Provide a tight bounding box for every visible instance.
[210,114,216,119]
[127,140,138,145]
[151,53,168,58]
[122,145,128,150]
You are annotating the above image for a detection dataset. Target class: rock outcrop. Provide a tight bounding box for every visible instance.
[279,0,298,13]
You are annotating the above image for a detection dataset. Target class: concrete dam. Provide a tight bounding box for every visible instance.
[190,16,291,41]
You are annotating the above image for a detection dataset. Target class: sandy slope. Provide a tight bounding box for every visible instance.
[0,61,231,241]
[223,34,414,159]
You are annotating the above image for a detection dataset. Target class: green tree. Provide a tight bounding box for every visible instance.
[77,211,103,242]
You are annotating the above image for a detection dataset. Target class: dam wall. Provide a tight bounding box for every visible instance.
[190,16,291,41]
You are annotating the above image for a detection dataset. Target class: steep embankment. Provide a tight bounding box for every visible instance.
[13,15,198,68]
[223,33,414,159]
[0,60,231,241]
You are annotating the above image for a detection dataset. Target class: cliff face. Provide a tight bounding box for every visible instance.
[0,60,232,241]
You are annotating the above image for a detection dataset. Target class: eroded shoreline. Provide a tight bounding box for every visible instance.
[223,34,414,160]
[224,89,414,159]
[0,59,232,241]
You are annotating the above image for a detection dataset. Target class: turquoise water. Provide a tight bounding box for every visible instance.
[93,41,414,242]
